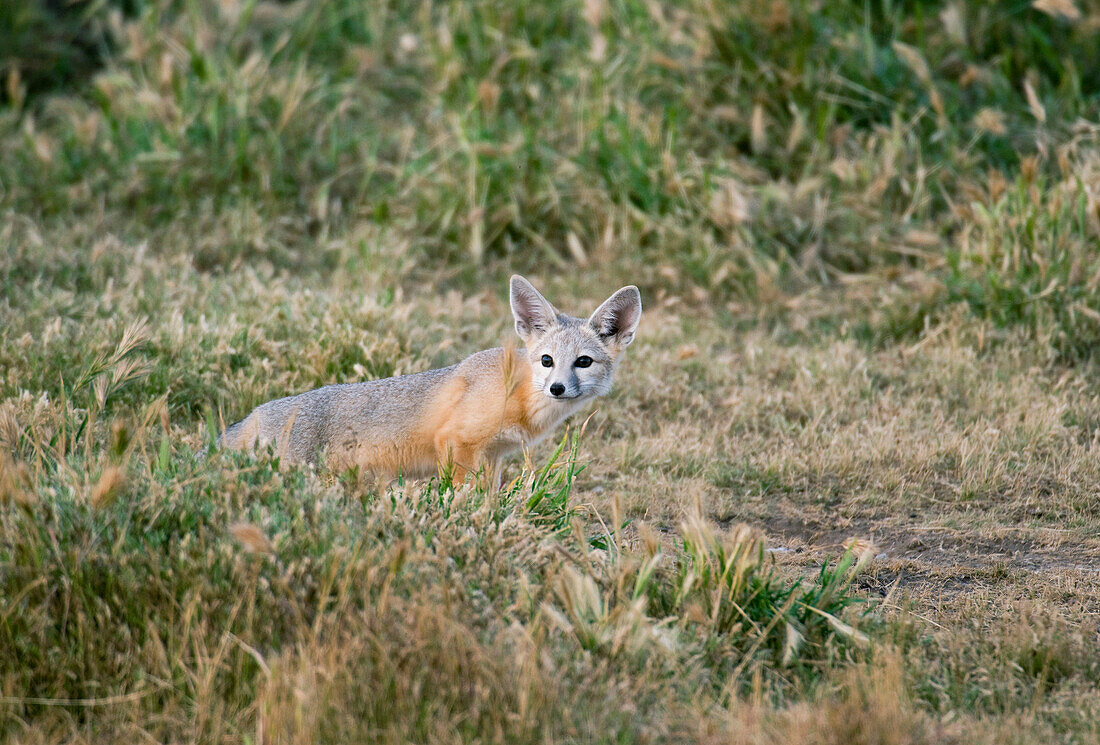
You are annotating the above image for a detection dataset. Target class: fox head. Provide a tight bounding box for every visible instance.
[509,275,642,402]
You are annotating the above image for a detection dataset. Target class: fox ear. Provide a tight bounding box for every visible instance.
[589,285,642,349]
[510,275,559,342]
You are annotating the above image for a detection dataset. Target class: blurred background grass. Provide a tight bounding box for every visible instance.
[4,0,1100,359]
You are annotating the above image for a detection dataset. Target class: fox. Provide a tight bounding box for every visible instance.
[217,275,642,484]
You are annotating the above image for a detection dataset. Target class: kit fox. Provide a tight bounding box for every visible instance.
[217,276,642,483]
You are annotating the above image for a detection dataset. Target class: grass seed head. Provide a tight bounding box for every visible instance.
[90,465,126,509]
[229,522,274,555]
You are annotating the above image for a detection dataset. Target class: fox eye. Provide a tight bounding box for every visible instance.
[574,355,593,368]
[541,354,553,368]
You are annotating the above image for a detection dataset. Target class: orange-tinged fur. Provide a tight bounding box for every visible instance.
[426,349,551,482]
[314,349,569,484]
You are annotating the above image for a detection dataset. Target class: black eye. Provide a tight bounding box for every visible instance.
[575,356,593,368]
[541,354,553,368]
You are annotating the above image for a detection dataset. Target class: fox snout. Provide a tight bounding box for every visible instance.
[537,349,595,400]
[545,376,580,399]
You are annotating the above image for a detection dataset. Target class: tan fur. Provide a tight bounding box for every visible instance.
[217,277,642,484]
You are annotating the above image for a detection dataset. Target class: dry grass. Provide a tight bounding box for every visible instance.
[4,0,1100,742]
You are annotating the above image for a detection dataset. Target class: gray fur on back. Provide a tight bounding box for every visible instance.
[220,360,465,464]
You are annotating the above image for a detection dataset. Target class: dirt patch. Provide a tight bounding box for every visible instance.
[747,510,1100,578]
[854,566,983,600]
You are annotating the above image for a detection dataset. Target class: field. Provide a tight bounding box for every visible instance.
[3,0,1100,742]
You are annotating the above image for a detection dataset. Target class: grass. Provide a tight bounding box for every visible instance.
[3,0,1100,741]
[1,398,872,741]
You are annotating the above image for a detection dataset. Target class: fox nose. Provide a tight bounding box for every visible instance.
[549,383,566,397]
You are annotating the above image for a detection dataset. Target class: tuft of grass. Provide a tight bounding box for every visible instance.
[944,164,1100,361]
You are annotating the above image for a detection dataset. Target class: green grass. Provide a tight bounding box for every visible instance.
[4,0,1100,741]
[0,406,871,741]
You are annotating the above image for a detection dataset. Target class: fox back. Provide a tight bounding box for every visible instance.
[217,275,642,482]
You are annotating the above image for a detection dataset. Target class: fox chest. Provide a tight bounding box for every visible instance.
[484,401,585,461]
[484,425,532,461]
